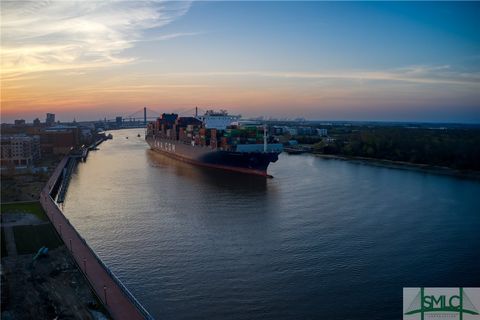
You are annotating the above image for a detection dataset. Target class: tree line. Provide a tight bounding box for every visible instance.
[304,126,480,171]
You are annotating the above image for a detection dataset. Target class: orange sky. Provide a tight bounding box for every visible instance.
[2,1,479,123]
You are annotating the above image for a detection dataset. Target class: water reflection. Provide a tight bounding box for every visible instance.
[146,149,268,194]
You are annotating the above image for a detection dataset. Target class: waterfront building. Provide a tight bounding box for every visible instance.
[40,125,81,154]
[79,127,94,144]
[0,134,41,168]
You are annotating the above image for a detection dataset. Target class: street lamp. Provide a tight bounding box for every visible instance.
[103,285,108,305]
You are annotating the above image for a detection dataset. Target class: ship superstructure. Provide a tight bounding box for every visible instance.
[145,110,283,176]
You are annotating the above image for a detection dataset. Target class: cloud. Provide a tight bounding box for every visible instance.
[143,32,203,42]
[161,65,480,85]
[162,65,480,86]
[0,0,192,76]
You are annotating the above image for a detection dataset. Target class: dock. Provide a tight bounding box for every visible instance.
[56,157,78,203]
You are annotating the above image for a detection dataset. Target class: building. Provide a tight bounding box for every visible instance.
[116,116,123,128]
[296,127,317,136]
[46,113,55,126]
[272,126,284,135]
[33,118,41,126]
[287,127,298,136]
[317,128,328,136]
[79,127,93,144]
[14,119,26,126]
[40,125,80,154]
[1,134,41,168]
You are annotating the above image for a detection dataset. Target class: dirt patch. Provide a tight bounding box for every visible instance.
[1,200,110,319]
[1,246,110,320]
[1,175,47,202]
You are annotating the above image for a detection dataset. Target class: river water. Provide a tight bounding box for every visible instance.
[63,128,480,320]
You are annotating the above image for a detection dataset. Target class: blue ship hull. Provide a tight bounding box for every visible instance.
[146,136,280,176]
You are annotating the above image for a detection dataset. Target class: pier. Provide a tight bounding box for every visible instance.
[55,157,77,203]
[40,156,154,320]
[59,134,112,203]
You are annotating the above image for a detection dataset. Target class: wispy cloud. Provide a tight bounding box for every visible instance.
[163,65,480,86]
[0,0,192,76]
[143,32,203,42]
[66,84,213,94]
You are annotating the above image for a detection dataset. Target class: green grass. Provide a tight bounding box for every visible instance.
[13,224,63,255]
[1,227,6,258]
[0,201,47,221]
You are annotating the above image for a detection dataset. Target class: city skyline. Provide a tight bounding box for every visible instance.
[1,1,480,123]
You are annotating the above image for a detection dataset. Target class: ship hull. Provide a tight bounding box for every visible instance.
[146,136,279,176]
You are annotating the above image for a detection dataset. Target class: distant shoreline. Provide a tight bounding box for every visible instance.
[312,153,480,180]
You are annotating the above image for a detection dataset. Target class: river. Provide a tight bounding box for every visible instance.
[63,128,480,320]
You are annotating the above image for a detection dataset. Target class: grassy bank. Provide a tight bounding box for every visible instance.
[313,153,480,180]
[0,201,48,221]
[1,201,62,256]
[13,224,62,255]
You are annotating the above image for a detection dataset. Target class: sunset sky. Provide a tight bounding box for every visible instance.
[1,1,480,123]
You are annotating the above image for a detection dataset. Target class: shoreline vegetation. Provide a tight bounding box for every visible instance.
[285,123,480,180]
[312,153,480,180]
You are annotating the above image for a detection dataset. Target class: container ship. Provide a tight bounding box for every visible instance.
[145,110,283,176]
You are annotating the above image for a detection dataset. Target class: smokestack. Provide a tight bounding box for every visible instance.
[144,107,147,125]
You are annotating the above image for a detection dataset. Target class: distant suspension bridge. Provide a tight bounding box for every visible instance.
[105,107,208,128]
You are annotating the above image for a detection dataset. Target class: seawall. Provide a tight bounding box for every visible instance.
[40,156,154,320]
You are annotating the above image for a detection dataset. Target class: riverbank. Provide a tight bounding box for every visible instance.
[41,155,154,320]
[312,153,480,180]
